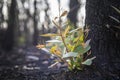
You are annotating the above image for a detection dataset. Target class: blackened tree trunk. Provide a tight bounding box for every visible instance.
[33,0,39,45]
[0,1,4,49]
[0,0,3,26]
[67,0,80,27]
[2,0,16,51]
[44,0,50,25]
[85,0,120,76]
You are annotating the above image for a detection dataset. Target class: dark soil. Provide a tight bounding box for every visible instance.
[0,46,119,80]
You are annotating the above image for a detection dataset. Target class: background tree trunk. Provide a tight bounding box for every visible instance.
[67,0,80,27]
[33,0,39,45]
[85,0,120,76]
[2,0,16,51]
[0,0,4,49]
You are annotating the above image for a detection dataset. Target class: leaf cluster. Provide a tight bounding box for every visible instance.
[37,11,95,70]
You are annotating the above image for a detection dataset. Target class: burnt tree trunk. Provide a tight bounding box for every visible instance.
[2,0,17,51]
[85,0,120,76]
[67,0,80,27]
[0,1,4,49]
[33,0,39,45]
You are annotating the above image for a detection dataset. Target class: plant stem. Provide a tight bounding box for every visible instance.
[58,6,69,52]
[52,20,69,52]
[59,32,69,52]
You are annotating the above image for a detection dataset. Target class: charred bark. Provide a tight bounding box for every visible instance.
[33,0,39,45]
[2,0,17,51]
[67,0,80,27]
[85,0,120,76]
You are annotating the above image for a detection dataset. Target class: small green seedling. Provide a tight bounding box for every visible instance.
[37,11,95,70]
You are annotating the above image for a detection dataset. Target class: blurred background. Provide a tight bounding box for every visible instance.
[0,0,86,52]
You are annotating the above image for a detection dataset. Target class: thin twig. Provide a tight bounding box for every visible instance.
[52,20,69,52]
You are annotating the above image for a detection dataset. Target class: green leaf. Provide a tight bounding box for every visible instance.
[84,39,91,48]
[63,26,70,37]
[41,33,60,37]
[62,52,78,58]
[73,37,79,43]
[62,47,66,56]
[69,28,82,33]
[80,34,84,42]
[46,40,62,43]
[74,45,91,55]
[82,57,96,65]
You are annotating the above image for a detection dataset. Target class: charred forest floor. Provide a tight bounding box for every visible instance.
[0,46,119,80]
